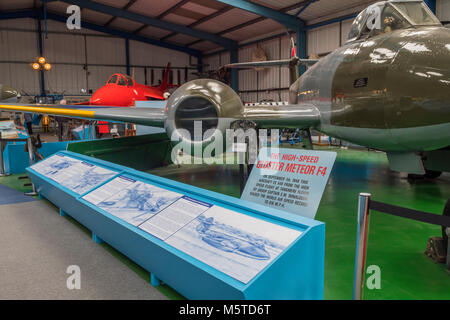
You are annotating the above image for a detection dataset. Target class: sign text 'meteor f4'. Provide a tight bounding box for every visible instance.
[241,147,336,219]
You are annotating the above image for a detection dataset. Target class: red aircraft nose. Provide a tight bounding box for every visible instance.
[89,89,104,105]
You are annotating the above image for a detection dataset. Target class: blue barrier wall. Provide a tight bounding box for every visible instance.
[26,151,325,300]
[3,141,70,174]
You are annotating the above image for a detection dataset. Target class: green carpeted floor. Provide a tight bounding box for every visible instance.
[147,147,450,300]
[1,146,448,299]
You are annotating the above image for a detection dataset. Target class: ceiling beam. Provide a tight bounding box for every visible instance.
[187,1,311,48]
[0,10,202,57]
[104,0,138,27]
[160,5,233,42]
[295,0,315,17]
[157,0,191,19]
[48,0,236,48]
[214,0,301,30]
[304,12,358,30]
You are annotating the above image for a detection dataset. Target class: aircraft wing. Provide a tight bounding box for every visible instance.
[0,100,322,130]
[0,103,166,127]
[243,102,321,129]
[224,57,319,69]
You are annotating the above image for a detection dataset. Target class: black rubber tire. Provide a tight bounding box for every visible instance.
[408,170,443,180]
[424,170,442,179]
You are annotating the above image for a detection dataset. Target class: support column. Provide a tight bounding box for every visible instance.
[37,17,46,97]
[424,0,436,14]
[197,55,203,74]
[230,45,239,92]
[296,26,307,77]
[125,38,130,76]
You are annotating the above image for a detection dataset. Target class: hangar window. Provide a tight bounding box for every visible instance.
[107,75,118,84]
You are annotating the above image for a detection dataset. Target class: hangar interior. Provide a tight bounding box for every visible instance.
[0,0,449,300]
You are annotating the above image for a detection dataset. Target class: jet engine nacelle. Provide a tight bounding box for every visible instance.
[164,79,244,153]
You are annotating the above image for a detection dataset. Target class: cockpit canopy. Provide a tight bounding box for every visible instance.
[346,0,441,43]
[106,74,135,86]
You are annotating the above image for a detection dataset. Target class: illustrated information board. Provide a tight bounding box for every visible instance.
[81,174,302,284]
[30,154,116,195]
[165,205,302,284]
[241,147,336,219]
[83,175,183,226]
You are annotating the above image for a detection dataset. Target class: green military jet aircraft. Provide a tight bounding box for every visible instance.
[0,84,20,103]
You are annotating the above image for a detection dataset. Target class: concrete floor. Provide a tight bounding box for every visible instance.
[0,196,167,300]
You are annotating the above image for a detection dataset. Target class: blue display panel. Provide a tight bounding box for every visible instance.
[3,140,71,174]
[26,151,325,299]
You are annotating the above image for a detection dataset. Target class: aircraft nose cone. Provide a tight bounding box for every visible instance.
[89,92,102,105]
[1,85,20,102]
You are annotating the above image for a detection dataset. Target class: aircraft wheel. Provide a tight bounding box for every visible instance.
[424,170,442,179]
[407,170,442,180]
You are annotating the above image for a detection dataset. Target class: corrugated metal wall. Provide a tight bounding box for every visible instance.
[0,18,40,94]
[3,0,446,99]
[307,22,340,55]
[437,0,450,21]
[0,18,197,97]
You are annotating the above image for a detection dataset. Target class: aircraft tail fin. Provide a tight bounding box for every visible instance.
[159,62,176,92]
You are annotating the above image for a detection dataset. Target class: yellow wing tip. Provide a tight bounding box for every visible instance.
[0,104,95,118]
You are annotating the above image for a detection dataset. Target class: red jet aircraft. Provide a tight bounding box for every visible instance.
[73,63,176,134]
[87,63,176,107]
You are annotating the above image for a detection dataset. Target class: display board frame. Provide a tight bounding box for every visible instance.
[26,151,325,300]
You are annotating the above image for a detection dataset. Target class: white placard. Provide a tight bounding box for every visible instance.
[83,175,136,205]
[242,147,336,219]
[139,196,212,240]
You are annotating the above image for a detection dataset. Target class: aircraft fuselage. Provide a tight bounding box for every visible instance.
[0,84,20,103]
[293,26,450,152]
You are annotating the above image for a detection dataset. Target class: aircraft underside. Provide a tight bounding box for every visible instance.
[319,123,450,175]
